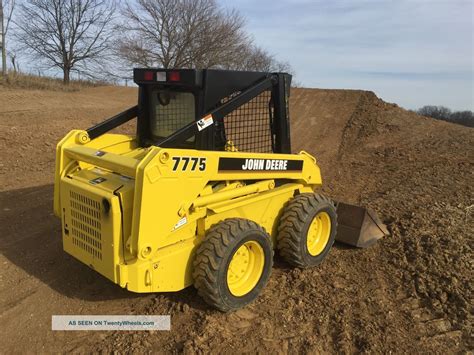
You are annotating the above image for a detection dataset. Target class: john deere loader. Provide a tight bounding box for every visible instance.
[54,69,387,311]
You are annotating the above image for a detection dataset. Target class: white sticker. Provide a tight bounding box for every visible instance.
[173,217,187,230]
[196,115,214,131]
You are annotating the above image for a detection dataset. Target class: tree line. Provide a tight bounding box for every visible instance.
[417,106,473,128]
[0,0,291,84]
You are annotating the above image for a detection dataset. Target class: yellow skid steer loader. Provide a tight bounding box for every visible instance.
[54,69,388,311]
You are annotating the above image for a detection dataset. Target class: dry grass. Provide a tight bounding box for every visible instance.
[0,71,107,91]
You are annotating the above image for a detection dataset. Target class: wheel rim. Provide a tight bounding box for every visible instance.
[306,211,331,256]
[227,240,265,297]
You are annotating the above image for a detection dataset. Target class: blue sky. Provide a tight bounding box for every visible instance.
[220,0,474,110]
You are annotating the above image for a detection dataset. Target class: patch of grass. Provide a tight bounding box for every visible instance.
[0,71,107,91]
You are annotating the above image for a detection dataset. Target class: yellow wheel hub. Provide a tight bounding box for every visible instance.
[227,241,265,297]
[307,211,331,256]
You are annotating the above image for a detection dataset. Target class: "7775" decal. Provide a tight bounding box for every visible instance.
[172,157,207,172]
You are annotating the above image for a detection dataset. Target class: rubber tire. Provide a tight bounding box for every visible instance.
[193,218,273,312]
[277,193,337,268]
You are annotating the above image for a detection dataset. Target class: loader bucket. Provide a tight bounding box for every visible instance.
[335,202,389,248]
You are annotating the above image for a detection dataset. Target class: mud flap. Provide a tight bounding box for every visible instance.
[335,202,389,248]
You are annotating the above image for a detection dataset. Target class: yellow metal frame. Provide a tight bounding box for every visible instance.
[54,130,322,293]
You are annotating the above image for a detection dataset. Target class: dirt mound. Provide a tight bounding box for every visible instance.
[0,86,472,353]
[291,89,473,351]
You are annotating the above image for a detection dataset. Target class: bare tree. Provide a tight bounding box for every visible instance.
[417,105,473,128]
[116,0,287,73]
[15,0,116,84]
[417,105,452,120]
[451,111,474,127]
[0,0,15,76]
[9,48,18,72]
[228,44,292,73]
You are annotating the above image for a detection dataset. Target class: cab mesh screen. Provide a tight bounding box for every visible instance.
[223,90,274,153]
[151,91,195,142]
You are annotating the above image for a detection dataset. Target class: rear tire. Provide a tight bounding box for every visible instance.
[277,193,337,268]
[193,218,273,312]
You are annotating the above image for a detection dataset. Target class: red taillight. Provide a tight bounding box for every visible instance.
[144,71,154,81]
[168,71,180,82]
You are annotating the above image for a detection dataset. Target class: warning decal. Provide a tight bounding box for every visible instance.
[196,114,214,131]
[89,177,107,185]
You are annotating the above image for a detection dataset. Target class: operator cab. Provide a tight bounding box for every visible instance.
[132,68,292,153]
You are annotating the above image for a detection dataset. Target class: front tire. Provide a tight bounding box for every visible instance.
[277,193,337,268]
[193,218,273,312]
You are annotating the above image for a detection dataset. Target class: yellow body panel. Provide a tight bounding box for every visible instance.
[60,178,123,282]
[54,130,323,293]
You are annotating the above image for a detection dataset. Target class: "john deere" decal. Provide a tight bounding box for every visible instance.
[218,158,303,172]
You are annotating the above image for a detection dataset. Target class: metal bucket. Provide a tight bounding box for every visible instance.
[335,202,389,248]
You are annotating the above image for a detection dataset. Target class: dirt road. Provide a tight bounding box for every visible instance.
[0,86,472,353]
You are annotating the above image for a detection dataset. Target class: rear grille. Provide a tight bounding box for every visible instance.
[69,190,102,260]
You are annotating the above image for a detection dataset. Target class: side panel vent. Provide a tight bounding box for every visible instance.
[69,190,103,260]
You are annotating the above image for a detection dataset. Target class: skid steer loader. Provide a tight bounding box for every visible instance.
[54,69,387,311]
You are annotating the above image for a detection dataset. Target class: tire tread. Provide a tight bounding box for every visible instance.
[193,218,272,312]
[277,193,337,268]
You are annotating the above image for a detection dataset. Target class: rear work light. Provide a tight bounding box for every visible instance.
[168,71,181,82]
